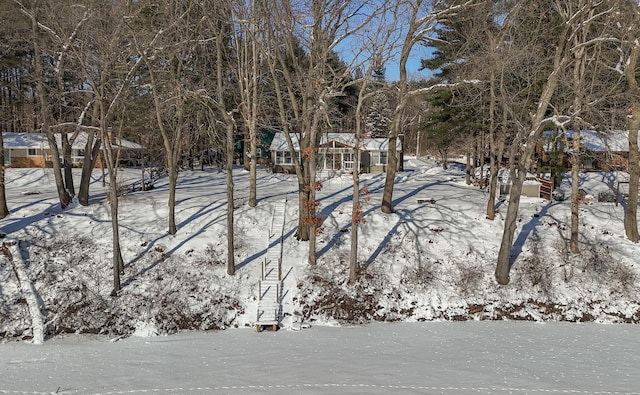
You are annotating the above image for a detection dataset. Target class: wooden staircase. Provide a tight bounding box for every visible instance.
[256,198,286,332]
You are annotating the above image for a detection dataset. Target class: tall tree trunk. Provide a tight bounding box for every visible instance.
[478,131,485,188]
[30,9,70,209]
[465,142,472,185]
[78,134,101,206]
[486,70,498,220]
[495,20,569,285]
[381,114,401,214]
[226,121,236,276]
[570,129,581,253]
[626,113,640,242]
[0,132,9,219]
[625,45,639,242]
[495,161,526,284]
[167,164,178,235]
[248,9,259,207]
[101,131,124,295]
[349,129,363,282]
[108,170,124,296]
[62,133,75,197]
[248,129,257,207]
[302,111,322,263]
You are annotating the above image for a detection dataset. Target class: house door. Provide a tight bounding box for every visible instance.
[343,152,354,171]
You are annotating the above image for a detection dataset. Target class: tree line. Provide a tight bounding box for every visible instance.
[1,0,639,293]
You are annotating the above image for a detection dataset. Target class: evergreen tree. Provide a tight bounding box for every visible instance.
[419,1,486,169]
[366,91,392,137]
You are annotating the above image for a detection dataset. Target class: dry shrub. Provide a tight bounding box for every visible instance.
[298,264,387,324]
[194,245,226,266]
[400,262,437,291]
[512,239,555,301]
[581,245,637,298]
[455,264,485,298]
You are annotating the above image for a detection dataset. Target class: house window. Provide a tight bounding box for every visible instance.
[379,151,388,165]
[3,149,10,166]
[343,152,354,171]
[275,150,293,165]
[72,149,84,163]
[27,148,38,156]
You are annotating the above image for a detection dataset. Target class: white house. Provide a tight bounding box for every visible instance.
[269,132,402,174]
[3,132,142,168]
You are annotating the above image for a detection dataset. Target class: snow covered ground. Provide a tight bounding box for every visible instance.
[2,322,639,394]
[0,157,639,393]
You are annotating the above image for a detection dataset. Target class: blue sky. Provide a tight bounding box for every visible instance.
[385,46,435,81]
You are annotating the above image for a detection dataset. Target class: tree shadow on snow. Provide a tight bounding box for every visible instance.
[316,180,441,261]
[508,200,556,269]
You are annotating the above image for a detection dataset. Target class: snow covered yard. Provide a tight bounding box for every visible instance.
[0,158,639,342]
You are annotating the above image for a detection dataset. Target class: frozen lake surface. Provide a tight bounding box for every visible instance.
[1,322,638,394]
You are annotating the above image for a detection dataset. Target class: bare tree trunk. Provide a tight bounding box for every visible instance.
[225,121,236,276]
[494,15,570,285]
[101,129,124,295]
[307,129,319,266]
[78,134,101,206]
[625,46,640,242]
[61,133,75,197]
[478,131,485,188]
[167,165,178,235]
[465,141,472,185]
[381,114,400,214]
[108,169,124,296]
[0,132,9,219]
[626,113,640,242]
[302,111,322,263]
[570,129,581,253]
[495,161,526,284]
[349,112,365,281]
[29,8,70,209]
[248,129,257,207]
[486,70,498,220]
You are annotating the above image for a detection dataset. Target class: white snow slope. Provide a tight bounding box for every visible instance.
[0,157,639,393]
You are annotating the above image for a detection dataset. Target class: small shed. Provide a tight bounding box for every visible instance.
[499,168,542,198]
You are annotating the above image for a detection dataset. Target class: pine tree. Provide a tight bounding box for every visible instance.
[366,91,392,138]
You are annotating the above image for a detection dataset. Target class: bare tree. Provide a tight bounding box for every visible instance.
[493,0,614,284]
[381,0,474,214]
[130,1,208,236]
[262,0,382,265]
[215,3,238,276]
[15,0,103,208]
[68,0,144,294]
[232,0,263,208]
[17,0,71,208]
[347,24,397,280]
[618,1,640,242]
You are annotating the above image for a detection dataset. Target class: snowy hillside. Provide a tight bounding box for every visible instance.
[1,157,639,341]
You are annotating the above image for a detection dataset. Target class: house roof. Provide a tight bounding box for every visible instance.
[3,132,142,150]
[2,132,49,149]
[270,132,402,152]
[543,130,637,153]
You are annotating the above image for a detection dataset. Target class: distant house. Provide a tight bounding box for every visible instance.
[269,132,403,174]
[542,130,638,171]
[2,132,142,168]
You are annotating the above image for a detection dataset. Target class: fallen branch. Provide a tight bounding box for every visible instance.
[1,240,45,344]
